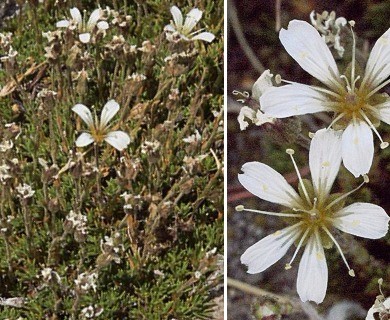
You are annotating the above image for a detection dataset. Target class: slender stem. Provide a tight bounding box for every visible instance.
[227,0,265,74]
[71,289,81,320]
[22,204,32,254]
[94,143,102,209]
[227,277,292,304]
[1,187,12,272]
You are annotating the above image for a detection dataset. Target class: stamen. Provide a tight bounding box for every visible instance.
[350,24,357,92]
[293,207,312,215]
[189,28,205,37]
[322,226,355,276]
[366,77,390,99]
[327,112,345,130]
[378,278,384,297]
[93,108,99,131]
[340,75,352,92]
[285,227,311,269]
[286,149,312,206]
[359,110,389,148]
[352,75,361,89]
[313,197,318,209]
[235,205,303,218]
[325,177,367,210]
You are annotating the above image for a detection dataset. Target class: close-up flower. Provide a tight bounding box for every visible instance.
[164,6,215,42]
[72,99,130,151]
[237,129,389,303]
[260,20,390,177]
[56,7,109,43]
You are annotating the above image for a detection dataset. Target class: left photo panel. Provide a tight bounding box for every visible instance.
[0,1,224,319]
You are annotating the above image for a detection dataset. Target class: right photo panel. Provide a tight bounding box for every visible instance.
[227,1,390,319]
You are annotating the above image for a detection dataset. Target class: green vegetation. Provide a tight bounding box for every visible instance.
[0,1,223,319]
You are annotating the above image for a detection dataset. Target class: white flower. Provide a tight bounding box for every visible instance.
[72,100,130,151]
[0,140,13,152]
[0,163,11,183]
[260,20,390,177]
[164,6,215,43]
[237,129,389,303]
[182,129,201,143]
[252,69,275,101]
[56,7,109,43]
[75,272,98,292]
[310,11,347,58]
[16,183,35,199]
[237,106,274,130]
[237,70,275,130]
[366,296,390,320]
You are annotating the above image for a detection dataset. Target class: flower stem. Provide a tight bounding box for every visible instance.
[1,188,12,272]
[94,143,102,210]
[22,204,32,254]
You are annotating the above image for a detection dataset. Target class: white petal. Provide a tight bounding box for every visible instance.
[297,234,328,304]
[237,106,255,131]
[191,32,215,42]
[100,100,120,128]
[75,133,94,147]
[376,103,390,125]
[341,120,374,178]
[366,304,378,320]
[260,83,332,118]
[279,20,341,90]
[164,24,176,32]
[56,20,70,28]
[79,33,91,43]
[72,104,94,127]
[252,70,274,101]
[333,203,390,239]
[70,7,82,24]
[183,8,202,32]
[170,6,183,28]
[309,129,342,199]
[363,27,390,89]
[238,162,302,208]
[104,131,130,151]
[97,21,109,30]
[241,224,301,274]
[87,9,101,29]
[254,110,274,126]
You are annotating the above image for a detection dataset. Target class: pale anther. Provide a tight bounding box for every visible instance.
[235,205,244,211]
[349,269,355,277]
[286,148,295,155]
[285,263,292,270]
[380,142,389,149]
[275,74,282,84]
[363,174,369,183]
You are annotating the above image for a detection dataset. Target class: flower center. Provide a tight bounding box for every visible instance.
[339,91,365,117]
[90,125,106,144]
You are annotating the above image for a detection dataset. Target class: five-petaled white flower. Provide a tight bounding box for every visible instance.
[72,100,130,151]
[237,129,389,304]
[260,20,390,177]
[164,6,215,43]
[56,7,109,43]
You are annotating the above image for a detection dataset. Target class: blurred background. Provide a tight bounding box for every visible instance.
[227,0,390,319]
